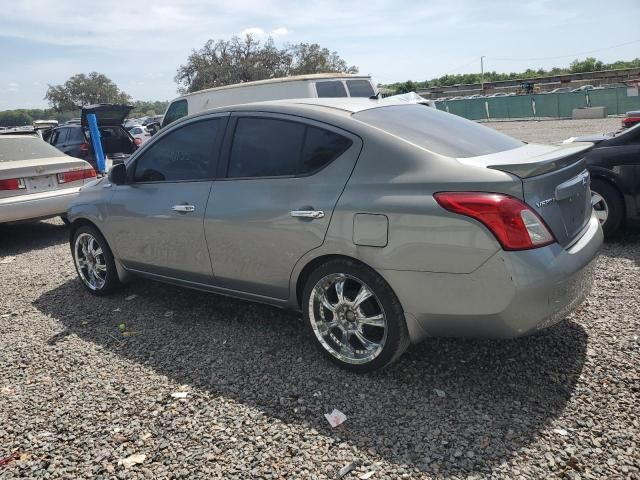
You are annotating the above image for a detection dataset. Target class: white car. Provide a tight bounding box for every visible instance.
[0,134,96,224]
[127,125,151,146]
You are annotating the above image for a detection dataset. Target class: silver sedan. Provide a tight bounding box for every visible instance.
[67,99,602,371]
[0,134,96,224]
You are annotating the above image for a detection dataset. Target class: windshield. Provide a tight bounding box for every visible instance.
[0,136,66,162]
[353,105,523,158]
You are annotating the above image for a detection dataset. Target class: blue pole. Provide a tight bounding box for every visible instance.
[86,113,106,174]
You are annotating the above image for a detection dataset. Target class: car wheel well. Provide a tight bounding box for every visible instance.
[69,218,100,239]
[590,176,626,219]
[295,254,371,308]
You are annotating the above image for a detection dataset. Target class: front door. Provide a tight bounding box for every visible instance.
[205,113,361,299]
[106,116,227,284]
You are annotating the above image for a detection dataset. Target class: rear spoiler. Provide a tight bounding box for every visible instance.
[460,143,594,179]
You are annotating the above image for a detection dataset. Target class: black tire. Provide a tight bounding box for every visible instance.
[590,179,624,239]
[70,225,121,295]
[302,258,410,373]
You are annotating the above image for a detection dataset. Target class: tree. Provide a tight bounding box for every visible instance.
[45,72,131,111]
[570,57,604,73]
[175,35,358,94]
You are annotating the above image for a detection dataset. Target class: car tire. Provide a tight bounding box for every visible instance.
[591,179,623,239]
[302,258,410,373]
[71,225,121,295]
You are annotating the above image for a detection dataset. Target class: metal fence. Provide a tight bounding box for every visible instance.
[435,87,640,120]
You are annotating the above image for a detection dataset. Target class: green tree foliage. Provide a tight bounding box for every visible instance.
[45,72,131,111]
[382,57,640,93]
[0,109,76,127]
[175,34,358,94]
[129,100,169,118]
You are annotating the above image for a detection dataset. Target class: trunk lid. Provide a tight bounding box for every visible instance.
[81,104,133,129]
[459,143,594,247]
[0,156,93,199]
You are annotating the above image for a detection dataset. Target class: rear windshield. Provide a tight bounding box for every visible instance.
[0,136,66,162]
[346,80,375,97]
[353,105,523,158]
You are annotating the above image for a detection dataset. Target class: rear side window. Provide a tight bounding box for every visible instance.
[227,117,352,178]
[134,119,221,182]
[162,99,188,127]
[67,128,84,143]
[50,128,68,145]
[354,105,523,158]
[316,81,348,98]
[346,80,375,98]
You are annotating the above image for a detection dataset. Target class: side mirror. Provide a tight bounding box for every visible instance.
[108,163,127,185]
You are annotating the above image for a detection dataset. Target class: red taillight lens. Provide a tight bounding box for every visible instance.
[79,142,90,152]
[434,192,555,251]
[0,178,26,190]
[56,168,97,184]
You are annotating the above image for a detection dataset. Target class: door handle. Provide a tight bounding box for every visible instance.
[290,210,325,219]
[172,204,196,213]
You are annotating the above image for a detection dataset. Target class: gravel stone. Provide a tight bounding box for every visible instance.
[1,118,639,478]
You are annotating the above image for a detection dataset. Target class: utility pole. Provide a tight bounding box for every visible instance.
[480,56,486,92]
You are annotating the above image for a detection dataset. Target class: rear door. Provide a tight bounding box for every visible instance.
[205,113,361,299]
[106,115,227,283]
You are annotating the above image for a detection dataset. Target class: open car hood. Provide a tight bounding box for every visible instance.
[81,104,133,129]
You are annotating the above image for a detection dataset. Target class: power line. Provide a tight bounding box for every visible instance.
[490,39,640,62]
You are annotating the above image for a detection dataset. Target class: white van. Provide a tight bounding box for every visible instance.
[161,73,378,128]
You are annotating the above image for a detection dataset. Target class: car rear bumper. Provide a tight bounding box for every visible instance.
[379,213,603,343]
[0,187,81,223]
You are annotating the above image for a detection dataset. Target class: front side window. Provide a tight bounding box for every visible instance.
[227,117,352,178]
[133,119,221,182]
[316,81,348,98]
[346,80,375,98]
[162,99,188,128]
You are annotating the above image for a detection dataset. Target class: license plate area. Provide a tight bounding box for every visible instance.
[26,175,56,192]
[556,170,591,240]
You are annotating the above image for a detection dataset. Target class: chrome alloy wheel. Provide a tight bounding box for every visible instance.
[591,191,609,225]
[308,273,387,365]
[74,232,107,291]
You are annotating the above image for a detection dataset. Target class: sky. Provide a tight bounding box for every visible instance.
[1,0,639,110]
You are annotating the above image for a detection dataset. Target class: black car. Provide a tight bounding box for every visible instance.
[565,124,640,237]
[48,104,137,169]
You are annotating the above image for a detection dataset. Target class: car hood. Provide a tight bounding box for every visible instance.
[81,104,133,129]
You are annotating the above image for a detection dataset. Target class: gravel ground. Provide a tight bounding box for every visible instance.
[485,117,622,144]
[1,119,639,479]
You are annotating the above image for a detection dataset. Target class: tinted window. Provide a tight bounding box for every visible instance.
[347,80,375,98]
[0,137,66,162]
[162,99,188,127]
[227,118,351,178]
[228,118,305,177]
[67,127,85,143]
[316,81,348,98]
[354,105,523,158]
[51,128,68,145]
[302,127,352,173]
[134,119,221,182]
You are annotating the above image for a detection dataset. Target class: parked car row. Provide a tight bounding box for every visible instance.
[7,73,639,372]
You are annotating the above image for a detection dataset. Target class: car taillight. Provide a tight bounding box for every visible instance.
[434,192,555,251]
[56,168,97,184]
[79,143,90,152]
[0,178,26,190]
